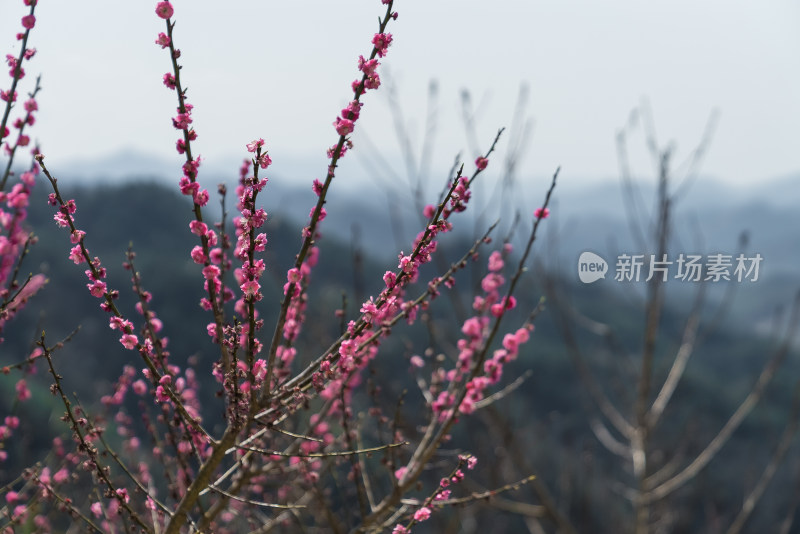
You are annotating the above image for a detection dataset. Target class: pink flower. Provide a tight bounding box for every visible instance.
[163,73,177,89]
[413,506,431,522]
[87,280,108,298]
[115,488,130,503]
[70,230,85,244]
[155,32,171,48]
[333,117,354,136]
[257,153,272,169]
[15,379,30,401]
[90,502,103,518]
[69,245,85,264]
[475,156,489,170]
[21,15,36,29]
[371,32,393,57]
[155,2,174,19]
[156,385,170,402]
[240,279,260,297]
[202,265,221,280]
[172,112,192,129]
[119,334,139,350]
[132,380,147,395]
[392,526,409,534]
[394,466,407,481]
[534,207,550,219]
[190,245,206,264]
[53,468,69,484]
[189,220,208,236]
[488,250,503,272]
[246,138,265,152]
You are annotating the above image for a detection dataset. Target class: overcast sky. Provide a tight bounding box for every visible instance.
[2,1,798,190]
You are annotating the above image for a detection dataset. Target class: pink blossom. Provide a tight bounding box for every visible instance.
[115,488,130,503]
[534,207,550,219]
[394,466,407,481]
[435,489,451,501]
[155,385,170,402]
[392,526,409,534]
[163,73,177,89]
[87,280,108,298]
[21,15,36,29]
[132,380,147,395]
[257,152,272,169]
[172,112,192,129]
[53,212,68,227]
[358,55,379,75]
[155,2,174,19]
[15,379,30,401]
[203,265,221,280]
[240,279,260,297]
[119,334,138,350]
[246,139,265,152]
[90,502,103,518]
[371,32,393,57]
[189,220,208,236]
[69,245,85,264]
[333,117,355,136]
[488,250,503,272]
[155,32,171,48]
[70,230,85,244]
[193,188,209,206]
[475,156,489,170]
[190,245,206,264]
[53,468,69,484]
[413,507,431,522]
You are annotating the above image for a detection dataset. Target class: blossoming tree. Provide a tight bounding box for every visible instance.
[0,1,558,532]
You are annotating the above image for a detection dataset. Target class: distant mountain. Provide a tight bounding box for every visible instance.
[43,148,800,334]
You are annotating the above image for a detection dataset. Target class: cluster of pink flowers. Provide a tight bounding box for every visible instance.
[392,454,478,532]
[329,5,396,143]
[0,0,44,471]
[230,142,271,360]
[0,169,44,332]
[309,164,487,422]
[430,246,534,421]
[1,9,37,151]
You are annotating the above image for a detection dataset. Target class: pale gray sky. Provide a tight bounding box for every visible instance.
[2,1,798,188]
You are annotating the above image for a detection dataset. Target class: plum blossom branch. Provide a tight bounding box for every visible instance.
[262,0,398,403]
[38,334,154,534]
